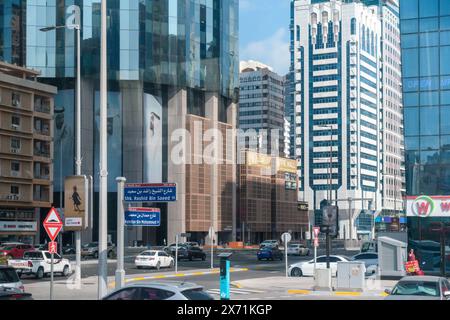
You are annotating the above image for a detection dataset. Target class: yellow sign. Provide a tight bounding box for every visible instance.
[246,151,272,169]
[277,158,297,174]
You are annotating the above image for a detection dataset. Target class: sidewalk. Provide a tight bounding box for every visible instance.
[231,276,398,299]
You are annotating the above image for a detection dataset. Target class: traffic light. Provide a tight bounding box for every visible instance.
[321,206,339,238]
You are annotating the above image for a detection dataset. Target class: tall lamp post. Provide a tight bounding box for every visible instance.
[98,0,109,299]
[40,5,82,287]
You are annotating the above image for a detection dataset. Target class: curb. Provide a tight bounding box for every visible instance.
[287,289,389,298]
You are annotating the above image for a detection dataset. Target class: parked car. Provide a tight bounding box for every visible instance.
[360,241,377,253]
[260,240,279,249]
[287,243,310,256]
[0,243,34,260]
[81,242,116,259]
[34,244,48,251]
[257,246,283,261]
[351,252,378,276]
[62,245,76,255]
[8,251,72,279]
[177,246,207,261]
[385,276,450,300]
[135,250,174,270]
[0,266,24,292]
[103,281,214,300]
[288,255,350,277]
[184,242,199,247]
[0,287,32,300]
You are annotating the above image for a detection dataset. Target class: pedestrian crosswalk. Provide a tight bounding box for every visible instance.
[207,288,266,296]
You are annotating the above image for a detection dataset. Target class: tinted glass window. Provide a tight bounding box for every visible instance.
[106,288,139,300]
[316,257,328,263]
[400,0,418,19]
[141,252,156,256]
[419,0,438,18]
[182,289,214,300]
[329,257,341,263]
[391,281,439,297]
[140,288,175,300]
[0,268,19,283]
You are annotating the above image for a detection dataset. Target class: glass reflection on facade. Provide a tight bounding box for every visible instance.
[401,0,450,275]
[1,0,239,245]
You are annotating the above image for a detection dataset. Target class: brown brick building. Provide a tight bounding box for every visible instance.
[238,150,308,244]
[0,61,56,244]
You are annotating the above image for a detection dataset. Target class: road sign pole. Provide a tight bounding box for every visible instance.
[50,252,54,300]
[115,177,126,290]
[285,240,288,278]
[175,235,179,274]
[210,226,214,269]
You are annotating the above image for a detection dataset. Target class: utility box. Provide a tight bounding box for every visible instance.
[378,236,407,279]
[314,268,332,291]
[336,261,366,292]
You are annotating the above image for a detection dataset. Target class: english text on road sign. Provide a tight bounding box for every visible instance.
[43,207,63,241]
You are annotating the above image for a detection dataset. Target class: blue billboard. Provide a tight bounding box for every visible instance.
[125,208,161,227]
[124,183,177,202]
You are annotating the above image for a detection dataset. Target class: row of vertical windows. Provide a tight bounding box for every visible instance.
[360,65,378,79]
[361,163,378,172]
[313,97,339,104]
[313,86,338,93]
[361,142,378,151]
[313,75,339,82]
[361,109,378,120]
[361,153,378,161]
[312,64,338,71]
[361,97,378,110]
[360,87,378,100]
[361,55,378,69]
[360,119,378,130]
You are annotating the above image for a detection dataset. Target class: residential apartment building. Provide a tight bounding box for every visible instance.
[237,150,307,243]
[0,61,56,244]
[239,60,285,156]
[292,0,404,239]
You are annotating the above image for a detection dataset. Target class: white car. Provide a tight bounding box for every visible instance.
[260,240,279,248]
[287,243,310,256]
[288,255,350,277]
[135,250,174,270]
[8,251,72,279]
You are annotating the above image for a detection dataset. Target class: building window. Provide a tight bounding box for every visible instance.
[351,18,356,35]
[11,161,20,173]
[10,185,19,195]
[10,137,21,150]
[296,25,301,41]
[11,115,21,129]
[12,92,21,107]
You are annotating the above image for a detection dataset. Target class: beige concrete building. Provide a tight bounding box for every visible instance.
[0,61,56,244]
[238,150,308,243]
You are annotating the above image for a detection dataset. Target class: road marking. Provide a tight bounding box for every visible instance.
[108,268,248,288]
[334,291,362,297]
[207,288,266,296]
[288,289,311,295]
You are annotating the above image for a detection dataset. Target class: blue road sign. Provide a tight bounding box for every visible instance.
[125,208,161,227]
[124,183,177,202]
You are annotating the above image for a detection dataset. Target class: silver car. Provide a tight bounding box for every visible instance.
[103,281,214,300]
[287,243,310,256]
[351,252,378,276]
[385,276,450,300]
[0,266,24,292]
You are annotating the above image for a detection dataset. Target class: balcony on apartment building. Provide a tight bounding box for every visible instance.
[33,140,51,159]
[33,185,50,203]
[34,95,51,115]
[33,118,51,137]
[33,162,50,180]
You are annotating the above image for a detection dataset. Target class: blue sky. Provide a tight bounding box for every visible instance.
[239,0,291,75]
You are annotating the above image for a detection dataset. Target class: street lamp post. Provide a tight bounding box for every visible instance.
[40,10,82,287]
[98,0,109,300]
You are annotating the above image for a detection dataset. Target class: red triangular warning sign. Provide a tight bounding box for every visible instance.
[43,208,63,241]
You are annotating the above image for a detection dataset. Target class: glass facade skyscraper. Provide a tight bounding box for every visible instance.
[0,0,239,245]
[401,0,450,275]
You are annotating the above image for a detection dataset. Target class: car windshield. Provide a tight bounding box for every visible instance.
[0,268,20,284]
[83,243,98,248]
[0,246,13,250]
[140,252,156,256]
[391,281,440,297]
[182,288,214,301]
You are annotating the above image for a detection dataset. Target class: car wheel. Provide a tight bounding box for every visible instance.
[291,268,303,277]
[93,251,99,259]
[36,267,44,279]
[156,262,161,270]
[63,265,70,277]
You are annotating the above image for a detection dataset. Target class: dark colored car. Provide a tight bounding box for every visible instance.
[0,244,34,259]
[0,287,32,300]
[177,246,206,261]
[62,245,76,255]
[257,247,283,261]
[81,242,116,259]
